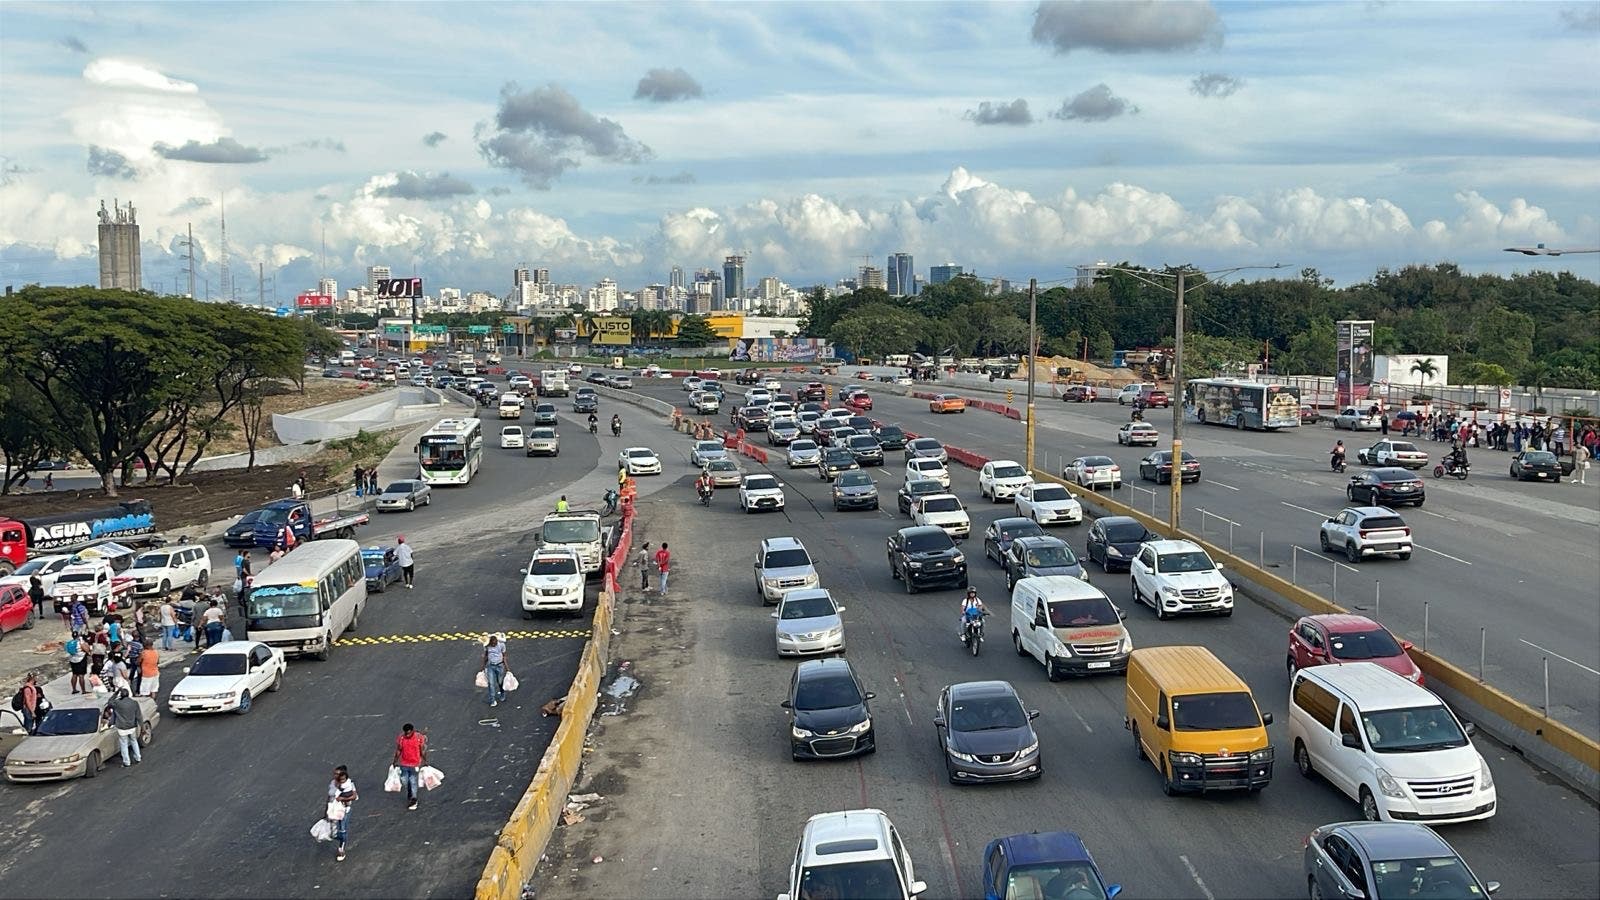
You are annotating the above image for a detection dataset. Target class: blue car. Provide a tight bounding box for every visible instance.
[361,547,402,593]
[981,832,1120,900]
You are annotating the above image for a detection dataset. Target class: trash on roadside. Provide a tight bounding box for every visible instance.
[568,792,602,803]
[592,855,604,864]
[541,696,567,717]
[561,809,586,826]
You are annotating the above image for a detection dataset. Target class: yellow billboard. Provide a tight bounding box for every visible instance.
[705,313,743,339]
[589,316,632,345]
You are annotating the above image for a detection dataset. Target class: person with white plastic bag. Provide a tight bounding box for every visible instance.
[481,634,509,707]
[391,723,428,810]
[326,765,358,861]
[418,764,445,791]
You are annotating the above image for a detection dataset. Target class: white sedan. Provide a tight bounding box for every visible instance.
[689,440,729,467]
[168,641,286,715]
[978,460,1034,501]
[618,446,662,475]
[500,426,525,449]
[1066,455,1122,490]
[912,493,971,539]
[786,439,822,468]
[1117,422,1160,446]
[1013,482,1084,526]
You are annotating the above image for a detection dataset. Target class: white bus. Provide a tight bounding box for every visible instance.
[418,417,484,485]
[244,539,367,661]
[1186,378,1302,431]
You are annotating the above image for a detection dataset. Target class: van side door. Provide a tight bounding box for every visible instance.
[1331,701,1368,797]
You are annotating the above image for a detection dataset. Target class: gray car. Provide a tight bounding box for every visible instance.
[525,427,560,457]
[771,588,846,656]
[376,479,432,512]
[832,471,880,510]
[905,437,948,463]
[4,695,160,782]
[1304,821,1499,900]
[1002,535,1088,590]
[767,417,801,446]
[689,440,729,467]
[755,536,820,605]
[934,680,1042,784]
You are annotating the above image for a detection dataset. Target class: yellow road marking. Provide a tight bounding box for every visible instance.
[333,629,590,646]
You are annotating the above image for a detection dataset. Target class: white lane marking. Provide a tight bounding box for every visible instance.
[1210,481,1240,491]
[1419,509,1458,521]
[1416,545,1473,565]
[1518,640,1600,677]
[892,674,915,725]
[1282,501,1328,517]
[1179,854,1217,900]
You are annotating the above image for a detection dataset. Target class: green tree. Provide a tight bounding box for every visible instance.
[1394,308,1451,355]
[1471,306,1535,372]
[675,314,718,347]
[0,375,70,494]
[1282,318,1338,376]
[828,304,926,360]
[1456,361,1514,385]
[1181,334,1259,377]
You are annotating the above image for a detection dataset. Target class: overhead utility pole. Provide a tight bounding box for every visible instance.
[1025,278,1038,471]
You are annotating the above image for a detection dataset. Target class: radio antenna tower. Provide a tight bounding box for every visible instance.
[218,192,230,302]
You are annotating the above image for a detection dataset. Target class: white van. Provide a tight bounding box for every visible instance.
[498,393,525,420]
[338,350,356,367]
[244,540,367,661]
[129,544,213,597]
[1288,663,1496,824]
[1010,576,1131,681]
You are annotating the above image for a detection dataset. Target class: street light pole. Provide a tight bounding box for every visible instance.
[1026,277,1038,472]
[1170,271,1185,531]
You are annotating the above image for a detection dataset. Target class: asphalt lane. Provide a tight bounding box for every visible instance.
[642,377,1600,738]
[0,401,617,898]
[537,413,1599,900]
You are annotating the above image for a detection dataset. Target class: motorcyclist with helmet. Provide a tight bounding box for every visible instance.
[1330,440,1346,472]
[610,414,622,437]
[588,413,598,434]
[958,588,987,642]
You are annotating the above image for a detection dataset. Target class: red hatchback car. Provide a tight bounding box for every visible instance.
[844,390,873,411]
[0,584,36,638]
[1287,614,1422,684]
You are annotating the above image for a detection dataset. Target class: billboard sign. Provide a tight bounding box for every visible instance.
[729,338,831,363]
[554,328,577,343]
[377,277,423,299]
[590,316,632,346]
[296,293,334,309]
[1336,319,1375,407]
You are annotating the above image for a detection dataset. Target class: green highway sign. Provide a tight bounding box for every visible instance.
[468,325,491,335]
[384,325,405,333]
[502,323,516,333]
[415,324,447,334]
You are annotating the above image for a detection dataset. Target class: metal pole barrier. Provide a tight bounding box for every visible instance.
[1332,561,1338,603]
[1197,508,1207,539]
[1374,581,1380,620]
[1479,628,1486,682]
[1543,657,1550,716]
[1259,532,1265,570]
[1422,600,1430,653]
[1292,546,1298,585]
[1228,521,1235,555]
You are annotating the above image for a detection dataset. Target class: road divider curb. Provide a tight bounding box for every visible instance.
[1028,466,1600,798]
[945,446,990,470]
[474,510,637,899]
[739,442,770,465]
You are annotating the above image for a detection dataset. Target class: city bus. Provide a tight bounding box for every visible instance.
[244,539,367,661]
[1186,378,1302,431]
[418,417,484,485]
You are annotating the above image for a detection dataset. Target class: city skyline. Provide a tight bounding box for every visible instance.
[2,1,1598,299]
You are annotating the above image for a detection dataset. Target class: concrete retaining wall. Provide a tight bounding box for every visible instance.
[271,387,455,444]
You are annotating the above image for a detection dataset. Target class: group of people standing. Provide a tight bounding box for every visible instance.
[352,466,381,497]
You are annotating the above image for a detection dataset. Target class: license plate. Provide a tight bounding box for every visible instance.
[1088,661,1111,669]
[1536,473,1550,479]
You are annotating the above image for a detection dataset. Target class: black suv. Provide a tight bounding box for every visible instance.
[886,525,968,593]
[845,434,884,466]
[572,392,598,413]
[872,424,907,451]
[782,658,875,760]
[797,383,827,402]
[736,405,770,431]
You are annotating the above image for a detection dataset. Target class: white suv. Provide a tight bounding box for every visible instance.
[912,494,970,539]
[520,548,585,614]
[1289,663,1495,824]
[1319,507,1413,563]
[129,545,212,597]
[978,460,1033,501]
[500,426,525,449]
[1129,539,1233,619]
[777,809,928,900]
[905,457,950,489]
[739,473,787,513]
[755,537,820,605]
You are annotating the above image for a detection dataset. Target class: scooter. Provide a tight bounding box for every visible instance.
[698,484,713,507]
[1330,451,1347,473]
[1433,460,1469,480]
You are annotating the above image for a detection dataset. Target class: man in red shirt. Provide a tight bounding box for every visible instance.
[392,723,428,810]
[654,542,671,595]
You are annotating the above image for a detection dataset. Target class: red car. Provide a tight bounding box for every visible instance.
[797,383,827,402]
[0,584,35,638]
[1138,387,1170,408]
[844,390,873,411]
[1287,614,1422,684]
[1062,385,1097,403]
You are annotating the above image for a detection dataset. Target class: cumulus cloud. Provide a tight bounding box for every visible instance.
[965,99,1034,126]
[477,82,652,189]
[487,186,512,195]
[60,35,89,54]
[634,171,697,186]
[1559,5,1600,31]
[292,138,346,153]
[86,145,137,179]
[369,171,476,200]
[0,157,30,187]
[1051,84,1138,121]
[153,136,269,164]
[83,58,199,93]
[422,131,448,147]
[634,67,704,102]
[1032,0,1223,54]
[1190,72,1243,98]
[171,196,213,213]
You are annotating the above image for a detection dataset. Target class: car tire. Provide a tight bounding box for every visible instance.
[236,690,252,714]
[1014,631,1027,657]
[1161,757,1178,796]
[269,670,283,692]
[1319,532,1331,553]
[1360,787,1382,822]
[1295,739,1315,779]
[197,570,208,587]
[1398,552,1411,561]
[1045,653,1062,682]
[160,580,171,595]
[1346,542,1361,564]
[1133,723,1146,760]
[85,750,100,778]
[904,573,917,594]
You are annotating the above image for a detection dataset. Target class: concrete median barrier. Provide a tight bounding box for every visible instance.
[1028,465,1600,798]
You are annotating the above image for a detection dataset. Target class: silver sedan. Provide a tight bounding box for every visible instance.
[772,588,846,656]
[376,479,432,512]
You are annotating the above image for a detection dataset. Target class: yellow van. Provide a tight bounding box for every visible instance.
[1125,645,1274,795]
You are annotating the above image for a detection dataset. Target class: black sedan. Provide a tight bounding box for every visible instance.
[886,525,967,593]
[898,478,945,516]
[782,658,876,761]
[1346,467,1426,507]
[222,509,267,548]
[1084,516,1155,572]
[818,448,859,480]
[586,371,610,385]
[872,424,907,450]
[982,517,1046,565]
[935,681,1042,784]
[1138,450,1201,484]
[1509,450,1562,482]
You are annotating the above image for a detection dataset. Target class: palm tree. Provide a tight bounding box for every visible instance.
[1409,358,1438,384]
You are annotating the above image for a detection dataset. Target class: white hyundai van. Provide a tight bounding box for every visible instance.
[1009,576,1131,681]
[1288,663,1495,824]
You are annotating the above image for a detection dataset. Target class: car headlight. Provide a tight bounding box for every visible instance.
[848,718,872,734]
[825,626,843,637]
[1107,546,1124,558]
[53,754,85,764]
[1479,758,1494,790]
[1019,740,1040,757]
[1169,752,1203,766]
[1161,586,1181,596]
[947,746,978,763]
[170,695,189,702]
[1249,748,1274,762]
[1120,636,1134,653]
[1375,767,1406,798]
[908,561,924,569]
[1078,569,1091,582]
[777,633,797,643]
[952,553,965,565]
[207,692,237,701]
[791,726,814,739]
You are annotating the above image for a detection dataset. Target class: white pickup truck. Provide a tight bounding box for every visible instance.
[537,370,570,397]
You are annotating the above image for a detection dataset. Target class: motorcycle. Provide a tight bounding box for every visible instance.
[962,612,988,657]
[588,419,598,435]
[1330,450,1347,473]
[611,420,622,437]
[1130,408,1144,422]
[1433,459,1469,480]
[697,483,713,507]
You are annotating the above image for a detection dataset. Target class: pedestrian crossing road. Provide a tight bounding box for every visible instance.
[333,628,591,646]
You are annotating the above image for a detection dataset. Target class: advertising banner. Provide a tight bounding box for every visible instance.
[377,278,423,299]
[554,328,578,343]
[590,316,632,346]
[1336,319,1375,407]
[296,293,335,308]
[729,338,830,363]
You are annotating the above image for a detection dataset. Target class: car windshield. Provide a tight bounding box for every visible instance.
[798,861,903,900]
[876,426,903,438]
[628,449,655,459]
[1521,451,1557,463]
[906,480,941,495]
[1049,596,1117,627]
[950,695,1028,731]
[781,596,836,620]
[384,482,417,495]
[790,441,817,452]
[794,674,862,710]
[189,653,248,676]
[695,442,721,452]
[1104,522,1148,542]
[55,571,95,585]
[531,429,556,439]
[904,530,954,552]
[922,497,961,513]
[847,437,877,448]
[16,558,61,575]
[1374,469,1416,483]
[1362,705,1469,753]
[1172,692,1262,731]
[1362,516,1407,530]
[529,556,579,575]
[708,460,737,472]
[1081,456,1114,467]
[543,520,600,543]
[746,477,779,491]
[1157,551,1215,573]
[773,420,798,430]
[1003,863,1106,900]
[1369,857,1480,900]
[1329,628,1405,660]
[912,460,943,473]
[1024,544,1078,567]
[35,707,101,736]
[132,554,170,569]
[993,465,1027,478]
[246,585,320,619]
[1030,486,1070,502]
[838,472,873,487]
[764,549,811,569]
[361,550,388,564]
[910,439,941,451]
[824,449,854,462]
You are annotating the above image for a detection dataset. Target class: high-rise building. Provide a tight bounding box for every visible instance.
[929,263,964,285]
[96,199,142,291]
[594,278,619,311]
[887,252,914,297]
[533,268,550,285]
[669,265,685,291]
[759,276,782,301]
[722,254,746,312]
[318,277,337,299]
[859,266,886,291]
[693,268,721,313]
[514,265,531,287]
[367,265,391,291]
[1074,261,1109,289]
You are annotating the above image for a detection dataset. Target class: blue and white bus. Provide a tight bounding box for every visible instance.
[245,539,367,661]
[418,417,484,486]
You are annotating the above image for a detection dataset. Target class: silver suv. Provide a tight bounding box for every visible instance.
[755,536,820,606]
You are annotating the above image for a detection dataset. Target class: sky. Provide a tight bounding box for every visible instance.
[1,0,1598,303]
